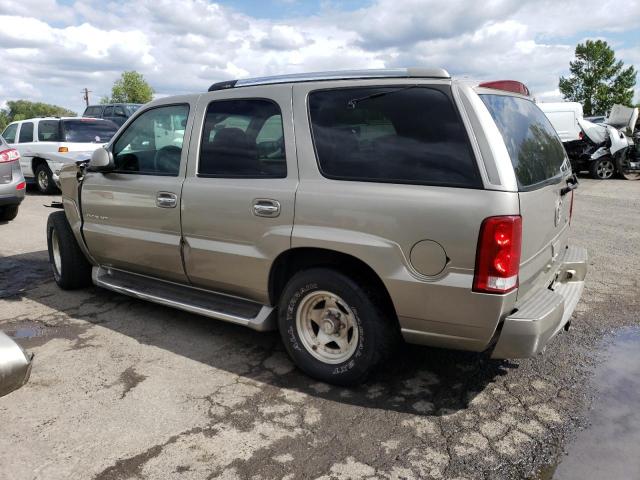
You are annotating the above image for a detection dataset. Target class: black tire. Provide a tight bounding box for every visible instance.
[35,163,58,194]
[278,268,397,386]
[589,157,615,180]
[0,205,19,222]
[617,156,640,181]
[46,211,93,290]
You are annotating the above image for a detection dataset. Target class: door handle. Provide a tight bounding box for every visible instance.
[253,199,280,217]
[156,192,177,208]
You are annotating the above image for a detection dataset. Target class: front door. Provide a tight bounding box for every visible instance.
[181,87,298,304]
[81,102,194,283]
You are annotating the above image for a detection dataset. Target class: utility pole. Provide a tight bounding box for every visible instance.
[82,88,91,107]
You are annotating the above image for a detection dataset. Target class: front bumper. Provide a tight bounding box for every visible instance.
[491,245,588,359]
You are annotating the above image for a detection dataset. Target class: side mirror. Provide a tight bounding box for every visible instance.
[87,147,114,172]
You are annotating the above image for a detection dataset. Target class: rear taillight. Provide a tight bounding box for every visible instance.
[16,181,26,190]
[0,148,20,163]
[473,216,522,294]
[578,131,584,140]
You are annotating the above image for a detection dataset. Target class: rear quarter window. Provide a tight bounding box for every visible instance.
[481,94,568,189]
[308,86,481,188]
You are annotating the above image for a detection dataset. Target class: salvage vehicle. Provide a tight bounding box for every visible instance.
[0,134,26,222]
[1,117,119,193]
[46,68,588,385]
[0,331,33,397]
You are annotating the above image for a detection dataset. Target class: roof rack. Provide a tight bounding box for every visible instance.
[208,67,450,91]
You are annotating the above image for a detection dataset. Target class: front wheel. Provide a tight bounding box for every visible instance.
[46,211,93,289]
[278,268,397,385]
[589,157,615,180]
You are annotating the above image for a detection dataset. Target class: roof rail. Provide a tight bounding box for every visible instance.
[208,67,450,91]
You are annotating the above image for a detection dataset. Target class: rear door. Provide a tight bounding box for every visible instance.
[180,86,297,304]
[480,94,573,302]
[81,101,195,282]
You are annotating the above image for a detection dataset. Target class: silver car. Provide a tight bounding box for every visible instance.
[0,134,25,222]
[46,68,587,385]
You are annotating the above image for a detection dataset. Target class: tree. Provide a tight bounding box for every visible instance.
[559,40,636,116]
[104,71,154,104]
[0,100,76,130]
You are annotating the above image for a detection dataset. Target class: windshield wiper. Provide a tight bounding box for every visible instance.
[347,85,417,109]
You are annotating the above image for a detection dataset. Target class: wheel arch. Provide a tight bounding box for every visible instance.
[31,156,49,173]
[268,247,398,322]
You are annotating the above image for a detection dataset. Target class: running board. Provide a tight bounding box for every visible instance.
[92,267,276,331]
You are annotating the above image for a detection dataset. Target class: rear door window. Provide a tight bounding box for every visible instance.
[199,99,286,178]
[481,95,568,189]
[308,86,481,188]
[18,122,34,143]
[2,124,18,143]
[38,120,61,141]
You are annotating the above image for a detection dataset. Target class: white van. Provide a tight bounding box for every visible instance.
[537,102,583,142]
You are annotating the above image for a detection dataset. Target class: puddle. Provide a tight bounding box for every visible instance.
[10,325,46,339]
[3,320,86,349]
[535,326,640,479]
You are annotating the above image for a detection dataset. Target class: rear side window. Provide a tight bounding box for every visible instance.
[18,122,34,143]
[308,86,481,188]
[103,106,114,117]
[481,95,567,189]
[2,124,18,143]
[83,106,103,117]
[38,120,61,141]
[61,120,118,143]
[199,99,286,178]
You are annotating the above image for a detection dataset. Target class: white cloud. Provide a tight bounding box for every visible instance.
[0,0,637,114]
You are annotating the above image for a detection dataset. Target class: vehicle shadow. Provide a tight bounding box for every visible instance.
[2,250,515,416]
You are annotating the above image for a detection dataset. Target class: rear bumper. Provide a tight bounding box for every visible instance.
[491,245,588,359]
[0,190,25,206]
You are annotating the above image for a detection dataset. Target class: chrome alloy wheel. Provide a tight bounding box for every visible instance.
[295,290,359,364]
[51,229,62,276]
[596,159,615,179]
[37,169,49,191]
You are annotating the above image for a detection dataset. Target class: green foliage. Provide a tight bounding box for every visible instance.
[104,71,154,104]
[0,100,76,131]
[559,40,636,116]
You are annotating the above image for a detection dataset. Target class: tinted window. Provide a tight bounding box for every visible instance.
[84,106,103,117]
[481,95,567,189]
[309,87,480,188]
[38,120,61,141]
[199,99,286,178]
[18,122,34,143]
[114,106,126,117]
[2,124,18,143]
[113,104,189,176]
[62,119,118,143]
[103,106,114,117]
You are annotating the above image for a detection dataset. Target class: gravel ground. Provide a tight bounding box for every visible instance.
[0,178,638,480]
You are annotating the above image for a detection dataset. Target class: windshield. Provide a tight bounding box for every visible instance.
[481,94,567,190]
[61,119,118,143]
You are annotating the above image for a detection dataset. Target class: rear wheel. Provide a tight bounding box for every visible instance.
[589,158,615,180]
[0,205,19,222]
[278,268,397,385]
[617,156,640,181]
[35,163,57,194]
[46,211,93,289]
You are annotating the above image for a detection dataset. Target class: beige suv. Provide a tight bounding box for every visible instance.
[46,68,587,385]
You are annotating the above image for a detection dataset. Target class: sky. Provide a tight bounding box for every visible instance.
[0,0,638,114]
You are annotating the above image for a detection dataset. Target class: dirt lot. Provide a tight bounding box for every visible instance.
[0,178,638,480]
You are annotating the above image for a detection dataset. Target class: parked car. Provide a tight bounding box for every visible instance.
[0,331,33,397]
[83,103,142,126]
[0,134,25,221]
[1,117,119,193]
[537,102,584,143]
[47,68,587,385]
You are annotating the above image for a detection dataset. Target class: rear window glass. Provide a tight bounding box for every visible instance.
[481,95,567,189]
[83,106,103,117]
[308,86,481,188]
[62,120,118,143]
[38,120,60,141]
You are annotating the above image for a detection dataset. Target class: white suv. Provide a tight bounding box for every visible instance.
[1,117,119,193]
